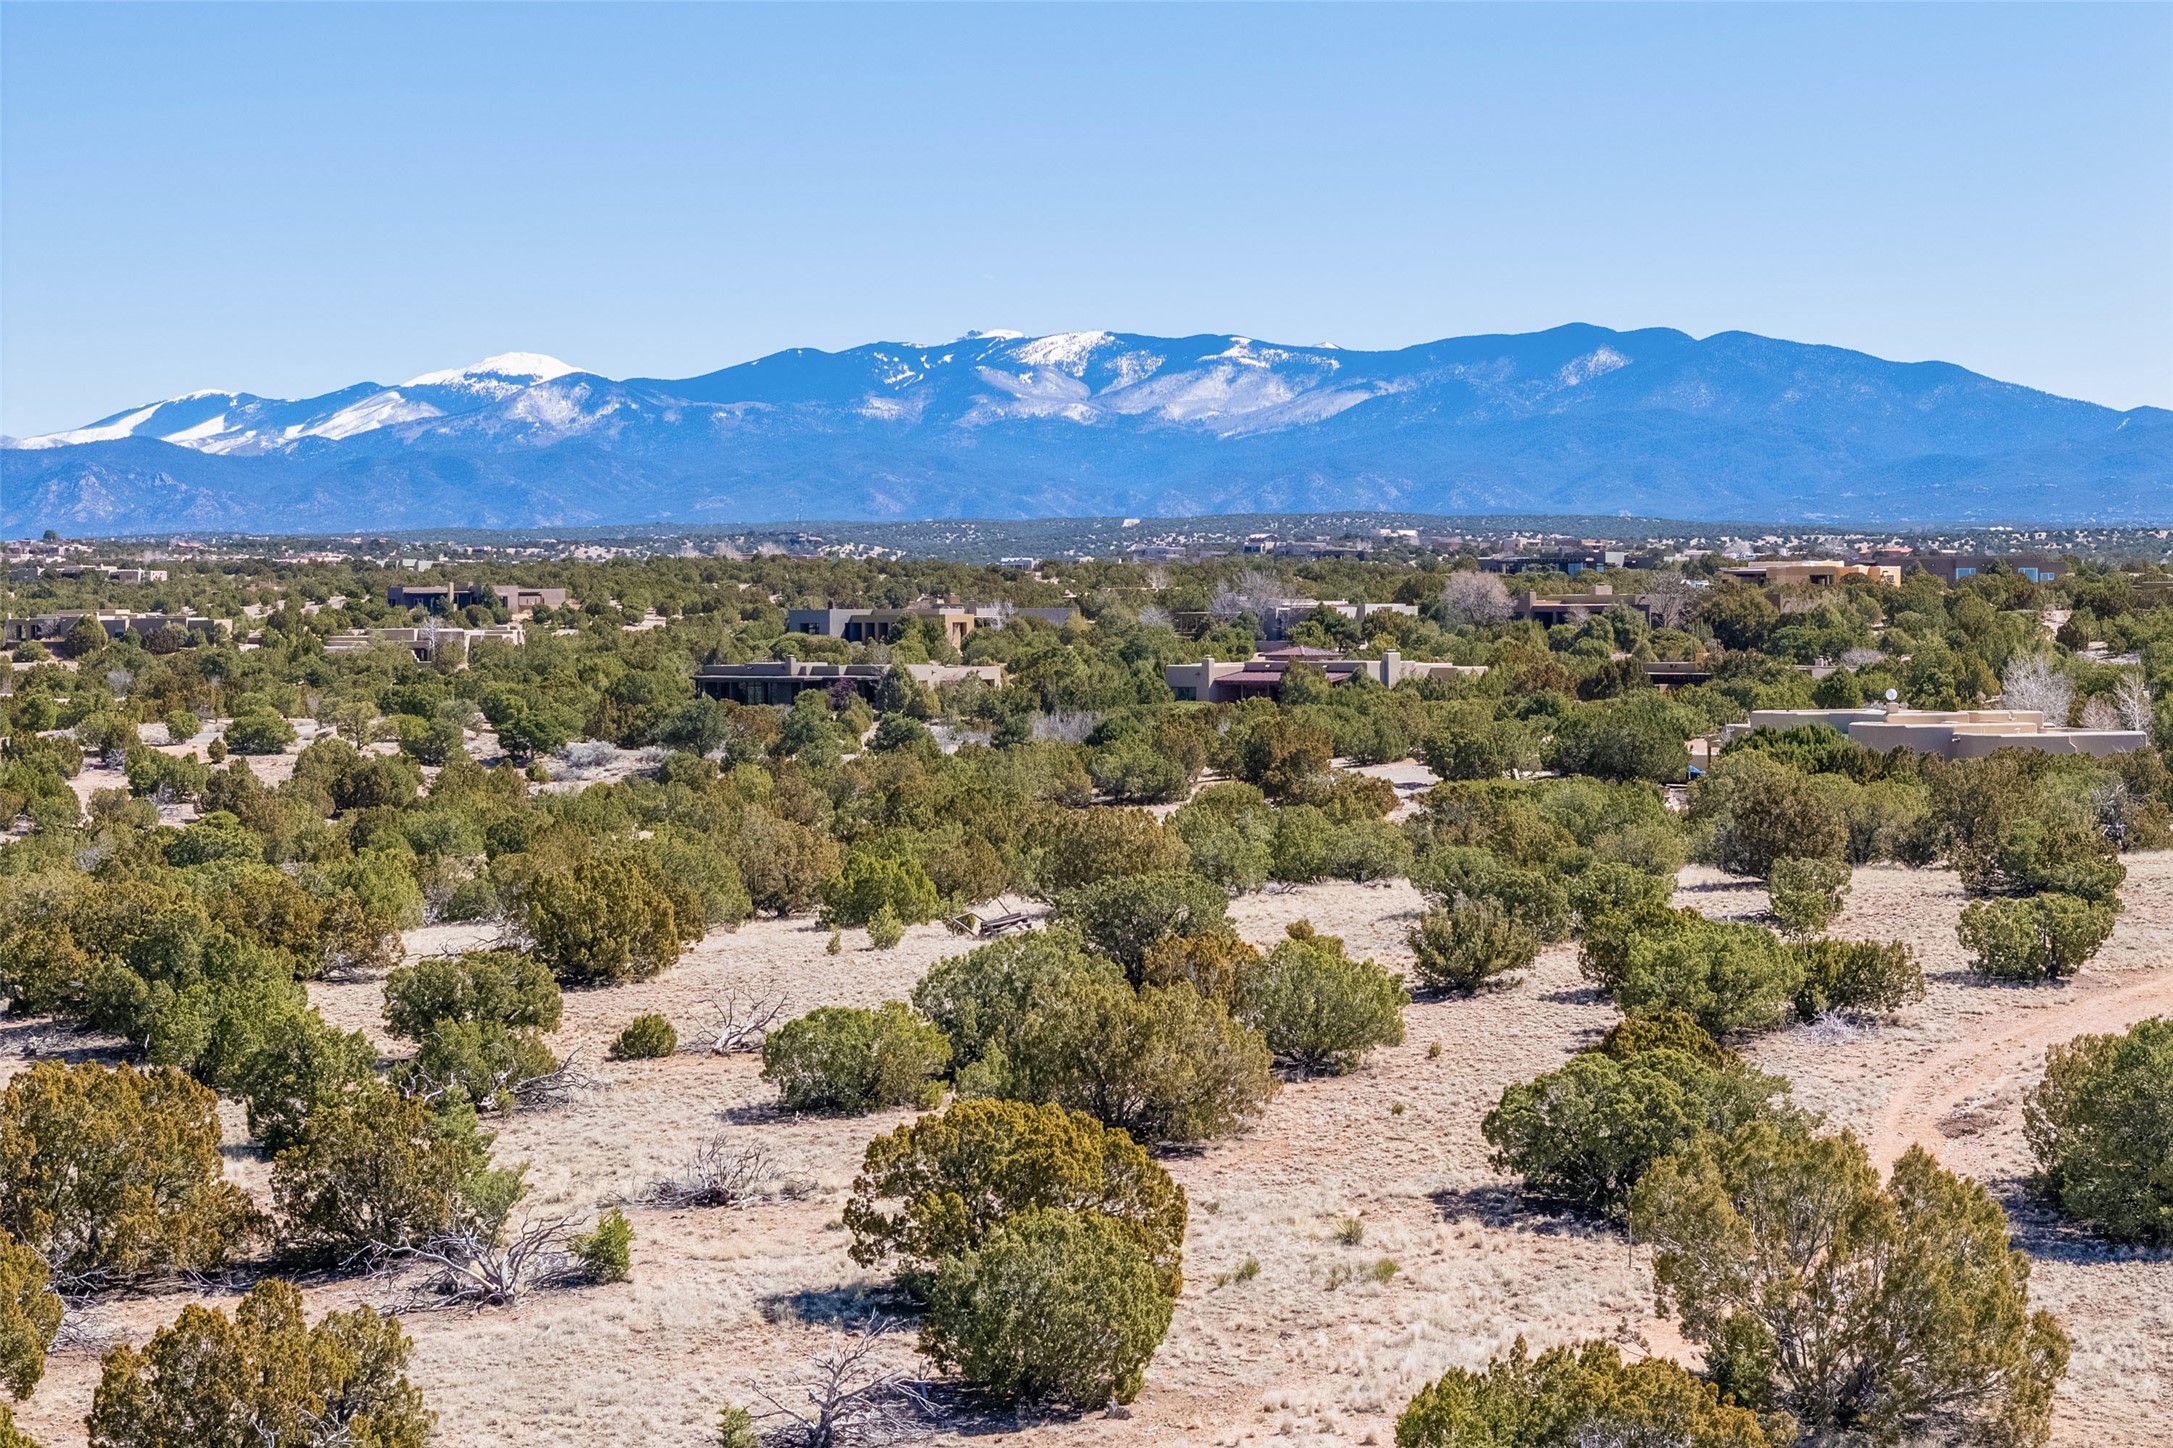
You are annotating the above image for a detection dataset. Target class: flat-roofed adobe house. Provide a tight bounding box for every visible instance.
[692,660,1004,707]
[1718,560,1901,588]
[387,583,571,613]
[1722,704,2146,761]
[783,603,1080,649]
[1165,648,1485,703]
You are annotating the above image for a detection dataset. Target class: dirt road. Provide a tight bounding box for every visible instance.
[1867,967,2173,1173]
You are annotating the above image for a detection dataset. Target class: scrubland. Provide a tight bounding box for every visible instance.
[12,857,2170,1448]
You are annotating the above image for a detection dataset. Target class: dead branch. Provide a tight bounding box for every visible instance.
[652,1132,783,1209]
[391,1212,578,1309]
[514,1051,594,1110]
[755,1316,932,1447]
[692,987,788,1055]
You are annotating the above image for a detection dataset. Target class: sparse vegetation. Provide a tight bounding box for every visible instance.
[3,540,2169,1443]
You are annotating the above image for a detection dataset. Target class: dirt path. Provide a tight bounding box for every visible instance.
[1867,966,2173,1172]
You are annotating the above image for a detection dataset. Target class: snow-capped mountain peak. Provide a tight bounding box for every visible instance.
[7,326,2166,533]
[402,353,578,388]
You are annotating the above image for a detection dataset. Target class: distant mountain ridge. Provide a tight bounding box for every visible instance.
[6,326,2167,534]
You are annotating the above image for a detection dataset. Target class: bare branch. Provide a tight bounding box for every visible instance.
[514,1052,595,1110]
[1441,571,1513,630]
[693,988,789,1055]
[651,1133,794,1209]
[754,1316,931,1447]
[389,1212,581,1310]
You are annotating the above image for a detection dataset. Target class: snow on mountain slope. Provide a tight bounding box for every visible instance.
[7,327,2168,532]
[403,352,576,388]
[12,354,586,456]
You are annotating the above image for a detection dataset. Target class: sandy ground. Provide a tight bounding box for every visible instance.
[8,857,2172,1446]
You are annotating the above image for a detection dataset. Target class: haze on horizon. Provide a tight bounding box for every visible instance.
[2,1,2169,438]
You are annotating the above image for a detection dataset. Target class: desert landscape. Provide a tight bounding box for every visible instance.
[10,848,2169,1448]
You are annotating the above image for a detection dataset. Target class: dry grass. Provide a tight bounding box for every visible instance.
[9,859,2172,1446]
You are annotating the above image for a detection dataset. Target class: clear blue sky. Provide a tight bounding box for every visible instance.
[4,1,2169,436]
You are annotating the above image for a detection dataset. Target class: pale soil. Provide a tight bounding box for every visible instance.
[10,859,2173,1446]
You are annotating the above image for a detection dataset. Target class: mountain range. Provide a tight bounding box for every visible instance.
[5,326,2167,534]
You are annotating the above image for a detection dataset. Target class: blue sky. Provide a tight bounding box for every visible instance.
[3,1,2168,435]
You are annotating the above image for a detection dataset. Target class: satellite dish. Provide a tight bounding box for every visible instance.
[1884,688,1899,702]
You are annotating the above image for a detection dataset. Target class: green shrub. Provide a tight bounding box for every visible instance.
[1418,717,1529,781]
[1409,846,1571,942]
[439,875,499,923]
[1593,1009,1731,1063]
[384,950,562,1039]
[85,1279,430,1448]
[762,1002,951,1113]
[1543,693,1696,783]
[1407,899,1538,994]
[570,1208,633,1283]
[396,1020,560,1112]
[1320,816,1413,882]
[1034,807,1190,891]
[1395,1337,1774,1448]
[911,929,1124,1069]
[0,1062,262,1285]
[1137,931,1261,1004]
[271,1085,514,1265]
[1170,783,1275,893]
[1958,894,2116,982]
[1052,872,1228,976]
[844,1098,1187,1294]
[524,856,682,984]
[0,1235,62,1400]
[1565,860,1674,927]
[1788,938,1924,1019]
[820,849,941,928]
[865,903,906,950]
[1767,855,1851,937]
[1957,816,2124,904]
[1233,923,1407,1076]
[715,1404,760,1448]
[1694,752,1848,877]
[222,712,296,756]
[124,746,209,801]
[975,977,1275,1146]
[921,1208,1175,1407]
[233,1011,379,1154]
[2024,1017,2173,1244]
[1482,1039,1795,1213]
[1577,901,1705,994]
[1631,1125,2069,1444]
[608,1014,678,1061]
[1613,917,1802,1038]
[734,808,842,916]
[637,826,752,932]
